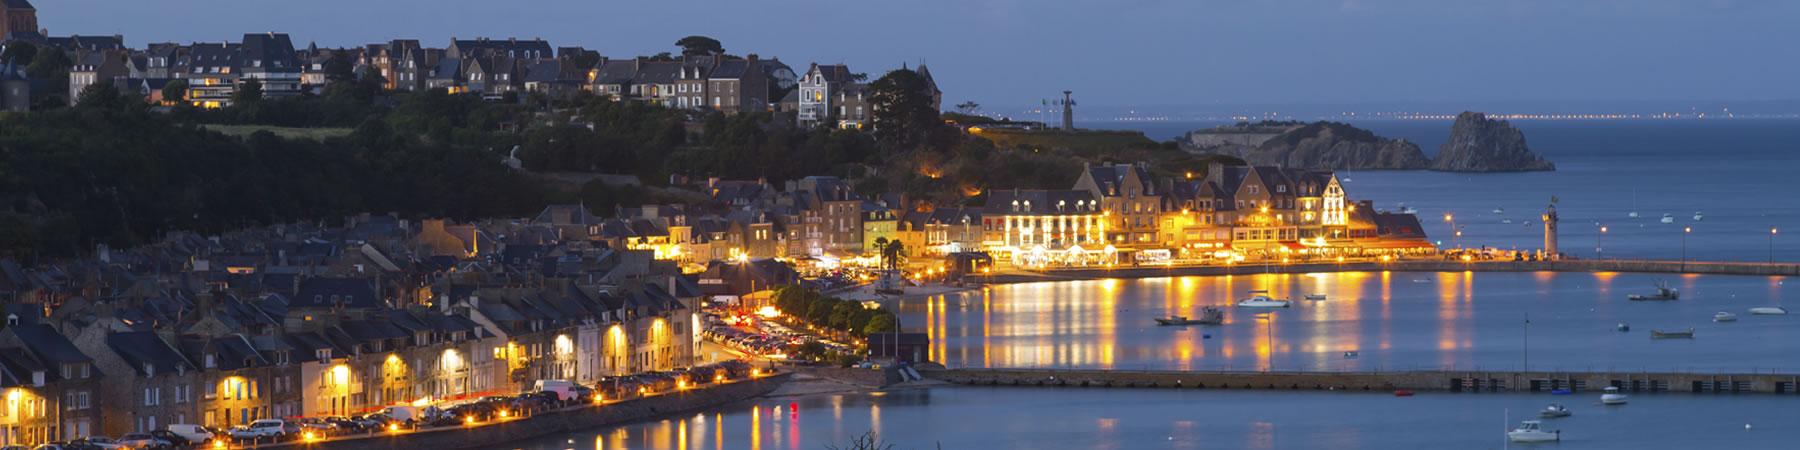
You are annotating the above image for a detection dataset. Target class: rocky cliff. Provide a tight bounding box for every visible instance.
[1187,122,1429,170]
[1430,111,1555,172]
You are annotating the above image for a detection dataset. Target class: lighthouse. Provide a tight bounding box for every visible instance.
[1542,200,1560,260]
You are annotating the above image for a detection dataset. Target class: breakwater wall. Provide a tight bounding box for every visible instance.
[982,259,1800,284]
[928,368,1800,395]
[287,373,789,450]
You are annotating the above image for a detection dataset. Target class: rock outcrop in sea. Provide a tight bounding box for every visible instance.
[1429,111,1555,172]
[1179,113,1555,172]
[1182,121,1429,170]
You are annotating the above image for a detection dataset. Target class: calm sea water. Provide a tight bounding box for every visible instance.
[512,121,1800,449]
[1108,119,1800,262]
[894,273,1794,373]
[517,387,1800,449]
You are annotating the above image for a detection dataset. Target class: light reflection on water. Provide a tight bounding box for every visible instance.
[522,387,1800,450]
[893,272,1795,373]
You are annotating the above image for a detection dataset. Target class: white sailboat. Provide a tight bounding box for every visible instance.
[1660,213,1675,224]
[1236,291,1292,308]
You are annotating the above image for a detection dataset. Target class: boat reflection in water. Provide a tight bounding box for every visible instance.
[888,272,1795,373]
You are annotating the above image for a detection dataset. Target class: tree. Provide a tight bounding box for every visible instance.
[955,101,981,115]
[1,41,36,66]
[867,68,940,151]
[323,49,357,83]
[863,313,897,335]
[161,79,189,105]
[674,36,725,57]
[75,80,128,109]
[233,79,264,106]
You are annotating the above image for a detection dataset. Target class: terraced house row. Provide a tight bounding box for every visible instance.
[0,211,707,447]
[5,17,942,123]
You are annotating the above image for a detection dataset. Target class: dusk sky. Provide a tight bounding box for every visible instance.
[49,0,1800,110]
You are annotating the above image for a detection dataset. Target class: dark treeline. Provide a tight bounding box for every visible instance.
[0,84,549,261]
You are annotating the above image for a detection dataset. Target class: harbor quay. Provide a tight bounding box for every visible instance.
[978,258,1800,284]
[927,368,1800,395]
[248,373,790,450]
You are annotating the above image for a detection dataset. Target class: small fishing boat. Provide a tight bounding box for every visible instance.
[1627,280,1679,301]
[1651,328,1695,339]
[1236,294,1292,308]
[1493,207,1505,214]
[1303,294,1328,301]
[1629,211,1640,218]
[1155,307,1225,326]
[1749,306,1788,315]
[1502,218,1514,224]
[1714,312,1738,322]
[1539,404,1573,419]
[1660,213,1675,224]
[1508,420,1561,443]
[1616,322,1631,332]
[1693,211,1705,221]
[1393,389,1414,397]
[1601,386,1629,405]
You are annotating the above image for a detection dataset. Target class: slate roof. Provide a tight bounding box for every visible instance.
[982,189,1101,216]
[6,323,91,365]
[292,277,380,309]
[239,33,299,72]
[105,331,193,376]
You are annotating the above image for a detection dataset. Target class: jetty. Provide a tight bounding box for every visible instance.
[980,259,1800,284]
[927,368,1800,395]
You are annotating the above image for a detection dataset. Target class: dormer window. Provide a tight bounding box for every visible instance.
[144,363,155,377]
[204,354,216,368]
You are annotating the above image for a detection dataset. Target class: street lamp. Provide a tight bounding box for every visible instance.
[1771,228,1779,264]
[1597,225,1608,260]
[1443,213,1458,250]
[1682,226,1692,271]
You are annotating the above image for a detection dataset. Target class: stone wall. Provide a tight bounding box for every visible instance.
[288,373,789,450]
[928,368,1800,395]
[990,259,1800,283]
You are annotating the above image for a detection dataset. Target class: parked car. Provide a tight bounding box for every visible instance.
[146,430,191,448]
[116,433,170,450]
[163,425,213,445]
[228,419,298,441]
[71,437,123,450]
[532,379,579,402]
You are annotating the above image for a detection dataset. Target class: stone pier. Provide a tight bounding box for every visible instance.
[927,368,1800,395]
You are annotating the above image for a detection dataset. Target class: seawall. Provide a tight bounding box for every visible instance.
[980,259,1800,284]
[286,373,789,450]
[928,368,1800,395]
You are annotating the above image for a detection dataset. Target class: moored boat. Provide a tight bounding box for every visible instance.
[1714,312,1738,322]
[1236,294,1292,308]
[1303,294,1328,301]
[1155,307,1225,326]
[1650,328,1695,339]
[1693,211,1705,221]
[1749,306,1788,315]
[1507,420,1561,443]
[1627,280,1679,301]
[1660,213,1675,224]
[1601,386,1629,405]
[1539,404,1573,419]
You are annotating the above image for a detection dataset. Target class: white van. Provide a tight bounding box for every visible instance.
[164,424,214,444]
[533,379,577,401]
[381,405,422,423]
